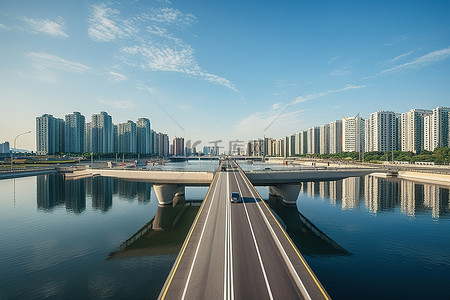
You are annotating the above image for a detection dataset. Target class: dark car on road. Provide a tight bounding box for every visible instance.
[230,192,241,203]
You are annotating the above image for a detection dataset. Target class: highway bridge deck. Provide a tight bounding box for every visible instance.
[159,161,330,300]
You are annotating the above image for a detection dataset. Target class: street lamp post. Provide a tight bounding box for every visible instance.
[11,131,31,171]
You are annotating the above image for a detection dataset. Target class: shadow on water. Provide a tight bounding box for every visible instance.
[266,195,350,257]
[108,194,200,259]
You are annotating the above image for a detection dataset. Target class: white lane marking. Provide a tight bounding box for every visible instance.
[232,169,274,300]
[224,170,228,300]
[238,170,312,300]
[228,171,234,300]
[182,172,221,300]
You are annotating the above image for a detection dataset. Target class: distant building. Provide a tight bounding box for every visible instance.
[399,109,432,153]
[118,120,137,153]
[36,114,65,155]
[342,114,364,152]
[137,118,152,155]
[329,120,342,154]
[85,122,92,153]
[423,114,433,151]
[91,112,113,153]
[307,127,320,154]
[172,137,185,156]
[0,141,10,154]
[365,111,397,152]
[320,124,330,154]
[65,112,85,154]
[432,107,450,150]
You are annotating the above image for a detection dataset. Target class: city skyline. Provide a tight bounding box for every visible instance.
[1,1,450,151]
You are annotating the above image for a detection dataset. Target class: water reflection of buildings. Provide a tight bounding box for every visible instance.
[301,176,450,218]
[37,174,152,213]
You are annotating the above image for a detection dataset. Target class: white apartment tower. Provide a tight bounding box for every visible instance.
[329,120,342,154]
[320,124,330,154]
[36,114,65,155]
[91,112,114,154]
[365,111,397,152]
[432,107,450,150]
[307,127,320,154]
[118,120,137,153]
[65,112,85,154]
[342,114,365,152]
[400,109,432,153]
[136,118,152,155]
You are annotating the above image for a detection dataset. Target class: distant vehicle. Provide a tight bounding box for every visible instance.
[264,167,272,171]
[231,192,241,203]
[221,165,226,171]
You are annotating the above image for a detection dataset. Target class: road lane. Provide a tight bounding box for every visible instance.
[160,161,330,300]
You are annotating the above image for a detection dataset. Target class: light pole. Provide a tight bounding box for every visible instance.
[11,131,31,171]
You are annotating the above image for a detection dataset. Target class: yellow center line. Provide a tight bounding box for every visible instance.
[160,171,219,300]
[236,164,330,300]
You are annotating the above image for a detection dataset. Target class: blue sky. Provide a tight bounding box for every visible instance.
[1,0,449,151]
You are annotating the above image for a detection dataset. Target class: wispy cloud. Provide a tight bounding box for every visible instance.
[27,52,91,73]
[88,3,134,42]
[380,47,450,75]
[122,44,238,92]
[20,16,68,38]
[292,84,366,104]
[144,7,197,26]
[324,69,351,77]
[88,2,236,92]
[99,99,136,109]
[382,35,409,47]
[0,23,11,30]
[327,56,341,64]
[109,71,128,82]
[137,82,157,94]
[391,51,414,62]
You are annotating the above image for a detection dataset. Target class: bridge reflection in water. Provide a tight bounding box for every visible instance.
[109,196,201,259]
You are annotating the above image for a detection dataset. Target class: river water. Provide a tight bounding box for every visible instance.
[0,161,449,299]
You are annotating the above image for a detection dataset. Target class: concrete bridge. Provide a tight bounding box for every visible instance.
[63,166,381,205]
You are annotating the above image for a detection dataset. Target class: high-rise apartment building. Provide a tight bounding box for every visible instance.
[91,112,113,153]
[172,137,185,156]
[136,118,152,155]
[342,114,364,152]
[65,112,85,154]
[365,111,396,152]
[85,122,92,153]
[118,120,137,153]
[400,109,432,153]
[329,120,342,154]
[423,114,433,151]
[0,141,10,153]
[320,124,330,154]
[36,114,65,155]
[432,107,450,150]
[307,127,320,154]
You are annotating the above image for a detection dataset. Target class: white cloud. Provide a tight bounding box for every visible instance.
[234,109,306,139]
[20,16,68,38]
[391,51,414,62]
[272,102,281,110]
[122,44,238,92]
[324,69,351,76]
[292,84,366,104]
[146,7,197,26]
[99,99,136,109]
[88,3,134,42]
[108,71,127,82]
[0,23,11,30]
[27,52,91,73]
[381,47,450,75]
[137,83,157,94]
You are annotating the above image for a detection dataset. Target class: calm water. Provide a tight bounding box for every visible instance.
[1,165,450,299]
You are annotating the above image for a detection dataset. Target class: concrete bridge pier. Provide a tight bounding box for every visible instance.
[154,184,185,205]
[268,183,301,205]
